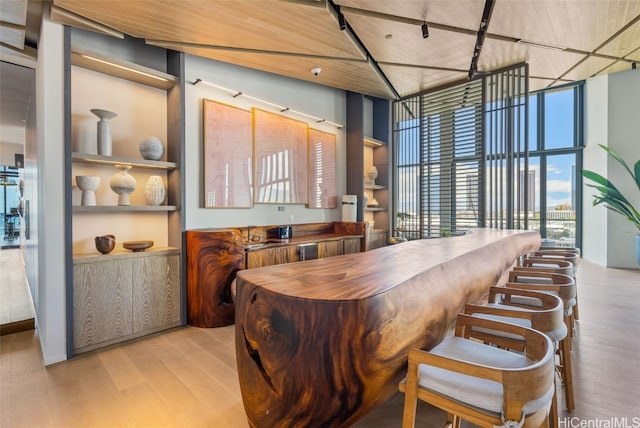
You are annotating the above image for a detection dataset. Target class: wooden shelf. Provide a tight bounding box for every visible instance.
[73,205,177,213]
[364,136,385,148]
[364,184,385,190]
[72,152,177,170]
[71,49,177,90]
[365,207,385,212]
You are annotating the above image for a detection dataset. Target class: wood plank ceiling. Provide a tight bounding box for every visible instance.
[27,0,640,99]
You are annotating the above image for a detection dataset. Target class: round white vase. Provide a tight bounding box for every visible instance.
[139,136,165,161]
[145,175,166,205]
[109,165,136,206]
[91,109,118,156]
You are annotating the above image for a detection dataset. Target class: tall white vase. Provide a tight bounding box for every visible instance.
[109,165,136,206]
[91,109,118,156]
[145,175,166,205]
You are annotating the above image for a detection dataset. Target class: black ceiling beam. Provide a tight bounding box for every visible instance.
[468,0,495,80]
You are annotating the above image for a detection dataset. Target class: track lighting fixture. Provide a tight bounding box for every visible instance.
[421,22,429,39]
[338,13,346,30]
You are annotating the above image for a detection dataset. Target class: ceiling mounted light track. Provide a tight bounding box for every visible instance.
[192,79,344,129]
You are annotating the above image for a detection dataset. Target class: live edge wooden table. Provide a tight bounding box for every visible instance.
[233,229,541,428]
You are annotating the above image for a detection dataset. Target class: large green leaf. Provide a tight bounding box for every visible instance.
[635,160,640,191]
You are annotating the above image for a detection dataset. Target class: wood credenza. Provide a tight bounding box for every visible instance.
[186,222,367,328]
[72,247,180,354]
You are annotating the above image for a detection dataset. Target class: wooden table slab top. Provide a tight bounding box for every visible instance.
[237,228,540,300]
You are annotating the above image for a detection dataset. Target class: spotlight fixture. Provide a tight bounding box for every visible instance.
[421,22,429,39]
[337,6,346,31]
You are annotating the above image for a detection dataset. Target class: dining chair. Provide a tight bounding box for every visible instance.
[505,270,577,411]
[399,313,555,428]
[464,286,566,428]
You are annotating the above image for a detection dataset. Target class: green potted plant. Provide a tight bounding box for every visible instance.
[581,144,640,265]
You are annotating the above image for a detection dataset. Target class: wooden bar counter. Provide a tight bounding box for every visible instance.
[234,228,541,427]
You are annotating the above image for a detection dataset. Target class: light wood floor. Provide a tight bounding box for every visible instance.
[1,261,638,427]
[0,249,34,332]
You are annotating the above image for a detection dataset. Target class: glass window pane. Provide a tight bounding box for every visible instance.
[528,95,537,152]
[545,153,576,246]
[544,89,574,150]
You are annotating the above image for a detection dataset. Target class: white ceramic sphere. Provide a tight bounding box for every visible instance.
[139,136,165,161]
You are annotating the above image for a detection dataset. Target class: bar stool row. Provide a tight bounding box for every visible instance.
[400,245,581,428]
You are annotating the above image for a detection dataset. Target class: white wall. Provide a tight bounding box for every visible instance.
[183,55,347,230]
[36,11,67,364]
[607,69,640,268]
[583,75,608,265]
[583,69,640,269]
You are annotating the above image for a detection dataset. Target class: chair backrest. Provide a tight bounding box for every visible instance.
[454,314,556,423]
[506,270,576,312]
[465,287,565,347]
[529,252,580,274]
[518,258,574,276]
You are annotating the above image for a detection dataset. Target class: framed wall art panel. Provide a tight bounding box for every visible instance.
[253,108,308,204]
[203,99,253,208]
[308,128,337,208]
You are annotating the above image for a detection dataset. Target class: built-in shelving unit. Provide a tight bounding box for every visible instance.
[65,28,185,357]
[346,94,391,250]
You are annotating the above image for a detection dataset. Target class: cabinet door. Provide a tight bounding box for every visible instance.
[74,259,133,351]
[367,230,388,250]
[343,237,362,254]
[133,254,180,333]
[318,241,343,258]
[246,246,299,269]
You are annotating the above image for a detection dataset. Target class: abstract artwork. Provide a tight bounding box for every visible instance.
[203,99,253,208]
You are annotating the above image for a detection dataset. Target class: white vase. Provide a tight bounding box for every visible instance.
[91,109,118,156]
[145,175,166,205]
[109,165,136,206]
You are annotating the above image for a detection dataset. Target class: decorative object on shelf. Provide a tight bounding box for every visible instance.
[144,175,166,205]
[95,234,116,254]
[362,193,369,208]
[139,136,165,161]
[123,240,154,252]
[367,166,379,185]
[76,175,100,206]
[90,109,118,156]
[109,164,136,206]
[367,197,380,208]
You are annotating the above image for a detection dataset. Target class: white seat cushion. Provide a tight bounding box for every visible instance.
[418,337,554,415]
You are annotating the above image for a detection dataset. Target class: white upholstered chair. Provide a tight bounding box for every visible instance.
[399,313,555,428]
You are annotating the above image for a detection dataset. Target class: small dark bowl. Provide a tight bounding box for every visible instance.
[95,234,116,254]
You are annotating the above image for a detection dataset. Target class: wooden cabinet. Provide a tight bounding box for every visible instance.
[343,237,362,254]
[246,245,299,269]
[318,240,343,258]
[73,249,180,354]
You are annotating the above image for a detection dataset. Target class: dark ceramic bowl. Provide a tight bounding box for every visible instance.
[95,234,116,254]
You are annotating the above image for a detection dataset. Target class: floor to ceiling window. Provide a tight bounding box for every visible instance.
[392,69,583,246]
[527,83,584,248]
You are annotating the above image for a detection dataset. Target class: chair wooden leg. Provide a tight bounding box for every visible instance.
[560,336,576,410]
[550,385,559,428]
